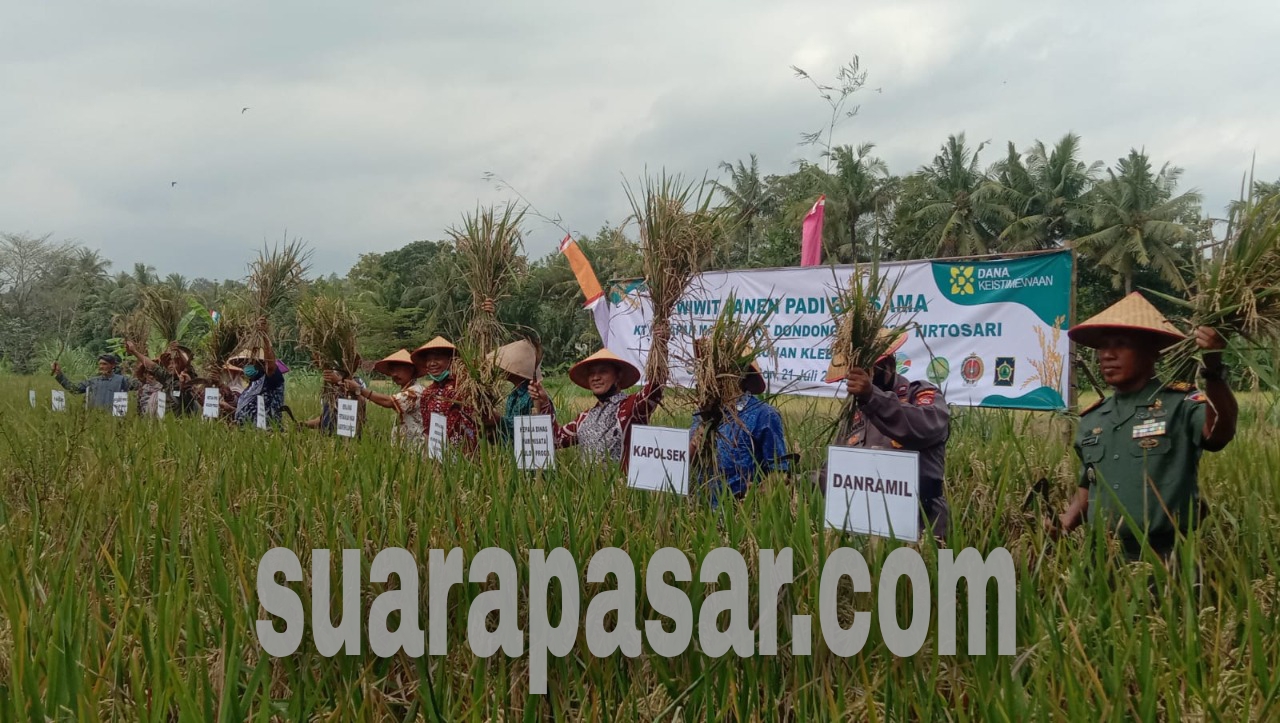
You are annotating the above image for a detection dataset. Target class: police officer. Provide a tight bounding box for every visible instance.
[1052,292,1238,562]
[824,330,951,539]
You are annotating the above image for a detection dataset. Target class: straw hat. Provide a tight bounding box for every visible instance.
[159,344,194,366]
[824,329,908,383]
[410,336,457,366]
[1068,292,1185,350]
[373,349,417,376]
[491,340,540,381]
[692,336,767,395]
[227,348,289,374]
[569,348,641,390]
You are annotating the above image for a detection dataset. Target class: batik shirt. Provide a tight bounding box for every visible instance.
[137,380,163,417]
[419,375,479,455]
[691,394,790,501]
[392,383,426,446]
[552,381,663,470]
[234,371,286,427]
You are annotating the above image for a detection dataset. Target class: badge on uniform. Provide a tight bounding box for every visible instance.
[1132,420,1167,439]
[1081,435,1099,447]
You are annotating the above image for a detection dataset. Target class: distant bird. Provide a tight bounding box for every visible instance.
[171,181,177,188]
[241,107,250,114]
[874,87,882,93]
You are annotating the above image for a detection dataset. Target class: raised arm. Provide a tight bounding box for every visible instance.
[1196,327,1237,452]
[51,362,88,394]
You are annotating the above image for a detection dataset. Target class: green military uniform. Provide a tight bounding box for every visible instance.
[1075,377,1208,557]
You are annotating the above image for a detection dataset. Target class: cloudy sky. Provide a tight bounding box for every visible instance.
[2,0,1276,280]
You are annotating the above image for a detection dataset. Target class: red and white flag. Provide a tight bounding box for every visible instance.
[800,194,826,267]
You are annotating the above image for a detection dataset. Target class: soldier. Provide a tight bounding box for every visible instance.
[823,329,951,539]
[1052,292,1237,562]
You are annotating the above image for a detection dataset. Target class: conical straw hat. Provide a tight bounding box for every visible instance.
[491,340,540,381]
[825,328,908,383]
[373,349,416,376]
[1068,292,1184,350]
[569,348,641,390]
[410,336,457,363]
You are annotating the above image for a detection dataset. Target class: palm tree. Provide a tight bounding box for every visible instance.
[992,133,1101,251]
[820,143,895,262]
[905,134,1011,257]
[713,154,774,267]
[1076,149,1202,293]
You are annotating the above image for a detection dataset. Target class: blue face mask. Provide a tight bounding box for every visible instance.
[243,364,260,379]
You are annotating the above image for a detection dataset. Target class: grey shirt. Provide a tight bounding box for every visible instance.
[832,374,951,499]
[56,372,137,410]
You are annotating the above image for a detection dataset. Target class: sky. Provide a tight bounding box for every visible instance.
[2,0,1277,281]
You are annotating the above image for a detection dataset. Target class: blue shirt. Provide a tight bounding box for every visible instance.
[56,372,136,410]
[498,381,535,443]
[235,371,285,427]
[691,395,790,502]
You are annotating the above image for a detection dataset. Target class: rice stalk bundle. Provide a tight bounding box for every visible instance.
[1150,194,1280,375]
[296,294,361,412]
[243,238,311,351]
[449,202,527,423]
[111,308,152,352]
[828,260,914,424]
[624,171,731,384]
[138,284,187,343]
[200,302,248,380]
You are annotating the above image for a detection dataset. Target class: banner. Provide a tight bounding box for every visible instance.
[598,251,1072,410]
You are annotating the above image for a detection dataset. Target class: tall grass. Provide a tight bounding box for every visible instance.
[0,377,1277,720]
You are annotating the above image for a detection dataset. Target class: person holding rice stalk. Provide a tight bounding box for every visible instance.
[124,339,200,417]
[231,317,287,428]
[1051,292,1238,563]
[346,349,425,448]
[51,352,136,410]
[487,338,550,444]
[412,336,480,455]
[825,328,952,539]
[529,323,670,471]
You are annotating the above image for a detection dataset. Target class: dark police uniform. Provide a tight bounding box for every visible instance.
[1075,378,1209,559]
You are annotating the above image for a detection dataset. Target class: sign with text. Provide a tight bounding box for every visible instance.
[427,412,447,461]
[336,398,359,438]
[824,446,920,541]
[52,390,66,412]
[514,414,555,470]
[202,388,220,419]
[112,392,129,417]
[156,390,168,419]
[256,398,268,430]
[29,390,36,408]
[627,425,690,495]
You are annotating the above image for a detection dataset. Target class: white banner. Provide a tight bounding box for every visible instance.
[627,425,691,495]
[514,414,555,470]
[825,446,920,541]
[598,251,1072,410]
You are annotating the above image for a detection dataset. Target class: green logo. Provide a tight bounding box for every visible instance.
[926,357,950,385]
[949,266,975,295]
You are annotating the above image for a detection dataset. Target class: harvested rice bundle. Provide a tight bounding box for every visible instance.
[624,171,731,384]
[296,294,362,417]
[138,284,187,344]
[111,308,152,354]
[1152,195,1280,375]
[449,202,527,425]
[242,238,310,352]
[826,260,914,425]
[200,301,247,380]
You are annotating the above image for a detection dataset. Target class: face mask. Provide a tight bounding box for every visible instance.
[243,364,259,378]
[425,369,450,383]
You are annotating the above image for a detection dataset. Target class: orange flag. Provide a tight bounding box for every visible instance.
[559,234,604,309]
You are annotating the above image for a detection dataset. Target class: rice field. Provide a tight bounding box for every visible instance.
[1,373,1278,721]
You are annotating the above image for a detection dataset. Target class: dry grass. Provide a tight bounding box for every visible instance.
[296,294,362,416]
[137,284,188,343]
[110,308,151,352]
[827,260,914,426]
[242,238,310,351]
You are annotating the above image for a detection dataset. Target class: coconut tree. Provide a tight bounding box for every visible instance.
[713,154,774,267]
[1076,149,1202,293]
[820,143,895,262]
[900,133,1011,258]
[992,133,1101,251]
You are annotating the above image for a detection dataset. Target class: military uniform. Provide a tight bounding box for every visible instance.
[1075,378,1208,559]
[826,373,951,537]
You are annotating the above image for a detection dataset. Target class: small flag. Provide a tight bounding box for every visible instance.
[800,194,826,267]
[210,310,222,324]
[559,234,604,309]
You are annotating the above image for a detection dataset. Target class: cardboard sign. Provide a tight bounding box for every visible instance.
[156,390,168,419]
[627,425,691,495]
[29,390,36,408]
[202,388,220,419]
[112,392,129,417]
[824,446,920,541]
[256,398,268,429]
[336,398,359,438]
[514,414,555,470]
[52,390,66,412]
[427,412,447,461]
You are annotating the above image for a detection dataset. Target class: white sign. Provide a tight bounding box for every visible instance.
[156,390,168,419]
[824,446,920,541]
[29,390,36,408]
[336,398,359,438]
[202,388,220,419]
[427,412,447,461]
[112,392,129,417]
[52,390,66,412]
[598,252,1073,410]
[514,414,555,470]
[256,397,268,429]
[627,425,691,495]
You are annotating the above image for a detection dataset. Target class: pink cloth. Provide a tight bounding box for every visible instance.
[800,194,826,267]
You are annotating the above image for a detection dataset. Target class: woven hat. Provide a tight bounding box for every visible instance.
[491,340,540,381]
[692,336,767,395]
[569,348,641,390]
[410,336,457,367]
[1068,292,1185,350]
[159,344,194,366]
[825,329,908,383]
[373,349,417,376]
